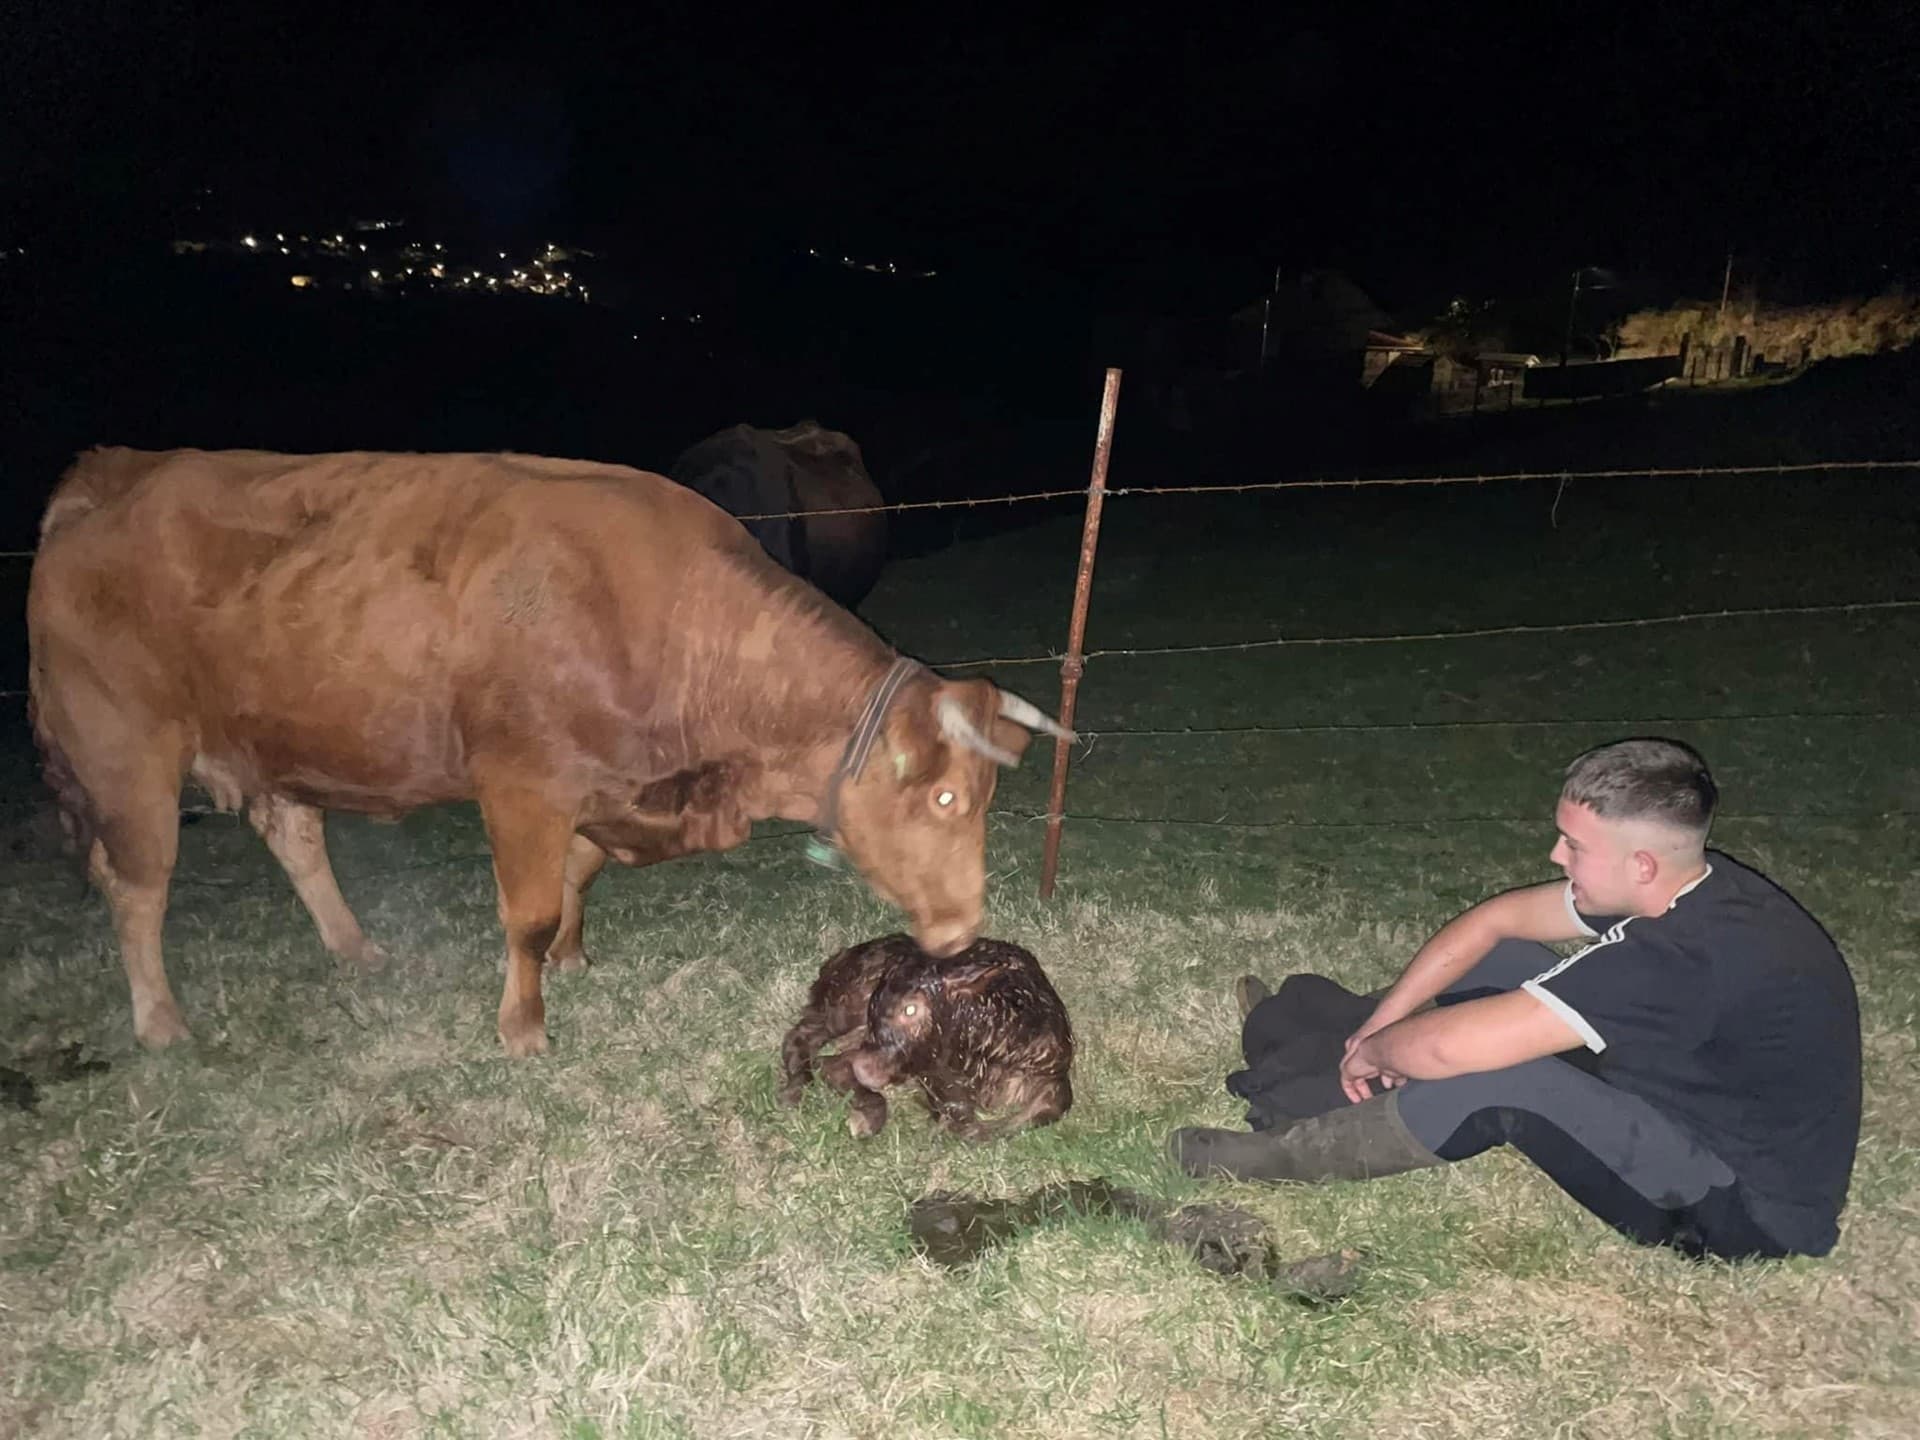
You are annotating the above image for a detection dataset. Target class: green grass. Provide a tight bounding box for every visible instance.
[2,459,1917,1437]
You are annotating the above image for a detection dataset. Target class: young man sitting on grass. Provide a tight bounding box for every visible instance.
[1171,738,1862,1260]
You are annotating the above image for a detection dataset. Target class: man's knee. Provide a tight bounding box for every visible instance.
[1441,938,1562,1000]
[1396,1053,1625,1159]
[1241,973,1373,1054]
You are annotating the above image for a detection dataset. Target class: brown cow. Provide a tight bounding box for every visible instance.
[27,447,1071,1057]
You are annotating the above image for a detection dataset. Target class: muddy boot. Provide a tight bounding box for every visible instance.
[1170,1091,1444,1183]
[1233,975,1272,1020]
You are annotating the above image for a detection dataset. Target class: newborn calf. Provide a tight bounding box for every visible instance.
[779,934,1074,1141]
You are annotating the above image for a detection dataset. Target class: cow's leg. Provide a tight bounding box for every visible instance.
[246,796,387,973]
[75,732,190,1048]
[545,833,608,974]
[475,778,575,1058]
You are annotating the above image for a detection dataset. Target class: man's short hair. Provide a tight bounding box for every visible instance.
[1561,738,1717,838]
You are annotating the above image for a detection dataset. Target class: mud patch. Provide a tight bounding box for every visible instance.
[1,1044,111,1112]
[907,1179,1368,1303]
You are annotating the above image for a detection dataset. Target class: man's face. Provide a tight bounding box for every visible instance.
[1549,799,1639,916]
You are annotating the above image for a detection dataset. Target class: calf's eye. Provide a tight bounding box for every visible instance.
[936,790,954,807]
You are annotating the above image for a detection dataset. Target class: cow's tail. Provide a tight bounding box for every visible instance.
[26,685,98,862]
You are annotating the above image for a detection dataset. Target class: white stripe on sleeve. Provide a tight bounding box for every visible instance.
[1523,979,1608,1052]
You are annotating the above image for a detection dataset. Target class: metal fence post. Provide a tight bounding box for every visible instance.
[1038,367,1121,900]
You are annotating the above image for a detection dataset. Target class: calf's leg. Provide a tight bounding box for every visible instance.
[818,1049,890,1137]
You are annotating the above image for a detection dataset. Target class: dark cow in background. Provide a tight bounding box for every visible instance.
[671,421,890,609]
[27,447,1071,1056]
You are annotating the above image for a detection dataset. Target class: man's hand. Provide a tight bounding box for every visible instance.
[1339,1042,1406,1104]
[1342,996,1415,1090]
[1342,990,1585,1101]
[1343,1000,1401,1059]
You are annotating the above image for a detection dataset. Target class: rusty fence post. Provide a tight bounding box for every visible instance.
[1038,367,1121,900]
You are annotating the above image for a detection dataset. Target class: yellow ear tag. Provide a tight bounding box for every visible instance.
[893,752,909,780]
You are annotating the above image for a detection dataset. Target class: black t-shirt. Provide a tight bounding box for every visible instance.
[1523,852,1861,1255]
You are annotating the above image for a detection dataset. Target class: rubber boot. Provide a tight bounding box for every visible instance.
[1233,975,1272,1020]
[1170,1090,1445,1183]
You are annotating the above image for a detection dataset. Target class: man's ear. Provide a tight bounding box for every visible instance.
[1632,849,1660,884]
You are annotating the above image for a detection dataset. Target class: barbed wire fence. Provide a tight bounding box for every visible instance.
[0,410,1915,896]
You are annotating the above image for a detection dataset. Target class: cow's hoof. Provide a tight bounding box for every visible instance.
[135,1004,192,1050]
[342,940,389,975]
[498,1018,549,1058]
[848,1109,885,1138]
[546,948,591,975]
[776,1081,806,1108]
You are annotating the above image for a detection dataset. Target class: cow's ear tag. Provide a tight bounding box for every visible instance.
[892,752,909,780]
[805,836,846,870]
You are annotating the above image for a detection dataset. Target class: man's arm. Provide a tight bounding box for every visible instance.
[1356,881,1586,1032]
[1342,989,1582,1102]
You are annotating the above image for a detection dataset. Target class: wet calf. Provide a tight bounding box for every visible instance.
[779,934,1074,1141]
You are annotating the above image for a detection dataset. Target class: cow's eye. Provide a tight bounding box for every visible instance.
[936,790,954,807]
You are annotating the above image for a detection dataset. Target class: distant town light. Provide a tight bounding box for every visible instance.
[289,275,314,288]
[243,235,258,249]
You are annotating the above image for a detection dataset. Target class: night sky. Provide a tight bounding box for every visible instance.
[5,2,1918,317]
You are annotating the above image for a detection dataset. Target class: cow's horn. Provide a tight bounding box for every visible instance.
[998,690,1077,743]
[938,697,1021,766]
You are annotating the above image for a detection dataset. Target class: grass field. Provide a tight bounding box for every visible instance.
[2,444,1917,1437]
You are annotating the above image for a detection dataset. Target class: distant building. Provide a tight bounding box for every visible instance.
[1235,270,1396,381]
[1362,329,1429,386]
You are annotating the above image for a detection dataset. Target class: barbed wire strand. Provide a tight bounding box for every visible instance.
[727,457,1920,521]
[2,457,1915,555]
[1073,708,1918,738]
[0,707,1909,823]
[988,807,1919,832]
[2,599,1916,701]
[5,806,1907,888]
[925,597,1920,669]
